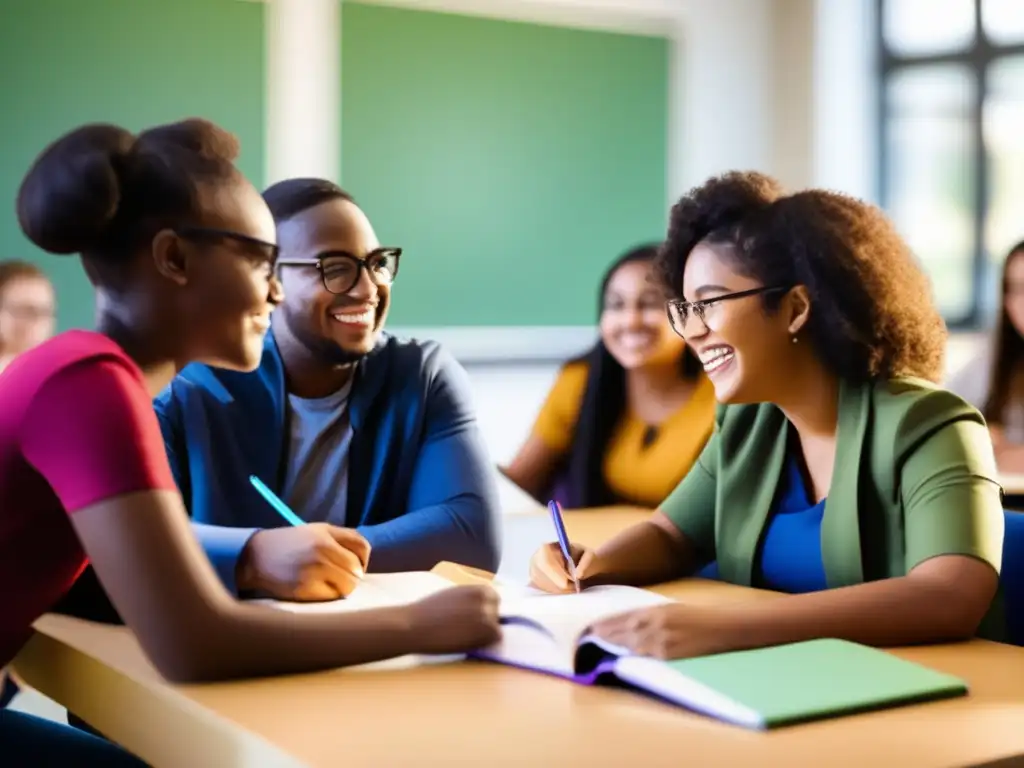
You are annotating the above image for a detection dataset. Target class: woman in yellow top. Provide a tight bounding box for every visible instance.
[502,244,716,509]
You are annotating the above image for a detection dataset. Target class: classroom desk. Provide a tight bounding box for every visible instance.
[13,507,1024,768]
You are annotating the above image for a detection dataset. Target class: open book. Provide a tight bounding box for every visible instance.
[256,572,968,729]
[257,572,665,629]
[474,592,969,729]
[473,584,669,679]
[475,587,968,728]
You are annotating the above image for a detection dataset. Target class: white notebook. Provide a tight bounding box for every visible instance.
[255,572,665,673]
[252,572,456,613]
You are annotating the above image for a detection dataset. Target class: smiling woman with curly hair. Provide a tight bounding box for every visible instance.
[527,171,1006,660]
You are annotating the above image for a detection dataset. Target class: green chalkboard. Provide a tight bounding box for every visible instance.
[0,0,265,331]
[341,4,669,327]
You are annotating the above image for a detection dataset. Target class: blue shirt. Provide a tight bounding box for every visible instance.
[756,451,828,593]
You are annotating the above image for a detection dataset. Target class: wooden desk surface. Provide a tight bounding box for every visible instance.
[14,507,1024,768]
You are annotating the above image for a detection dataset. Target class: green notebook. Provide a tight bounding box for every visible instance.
[611,638,968,729]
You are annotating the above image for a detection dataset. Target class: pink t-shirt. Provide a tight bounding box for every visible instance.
[0,330,177,667]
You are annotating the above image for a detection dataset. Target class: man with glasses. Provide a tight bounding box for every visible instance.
[152,178,501,601]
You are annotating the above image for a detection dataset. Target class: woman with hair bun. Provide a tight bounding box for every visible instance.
[0,119,499,762]
[529,171,1005,659]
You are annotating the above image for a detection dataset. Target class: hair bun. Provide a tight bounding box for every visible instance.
[16,123,136,255]
[138,117,240,166]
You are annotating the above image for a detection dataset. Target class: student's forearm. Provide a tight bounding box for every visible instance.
[718,576,984,651]
[78,498,432,684]
[359,503,501,572]
[590,519,693,588]
[156,598,421,683]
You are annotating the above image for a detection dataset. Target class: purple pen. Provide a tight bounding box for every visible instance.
[548,500,580,593]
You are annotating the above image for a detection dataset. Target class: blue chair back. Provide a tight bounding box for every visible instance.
[1003,510,1024,646]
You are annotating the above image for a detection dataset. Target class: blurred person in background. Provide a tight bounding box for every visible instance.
[0,260,55,375]
[948,240,1024,473]
[501,244,715,509]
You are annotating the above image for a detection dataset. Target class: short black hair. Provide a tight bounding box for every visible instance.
[261,178,355,223]
[17,118,242,262]
[656,171,946,383]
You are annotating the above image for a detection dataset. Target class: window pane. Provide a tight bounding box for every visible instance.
[985,56,1024,286]
[885,64,976,319]
[983,0,1024,44]
[883,0,976,56]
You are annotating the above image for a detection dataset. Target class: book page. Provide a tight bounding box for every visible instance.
[252,572,455,613]
[477,585,669,677]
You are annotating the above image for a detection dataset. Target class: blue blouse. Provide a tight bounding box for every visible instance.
[756,452,829,593]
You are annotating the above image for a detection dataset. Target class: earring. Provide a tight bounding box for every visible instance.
[791,335,798,344]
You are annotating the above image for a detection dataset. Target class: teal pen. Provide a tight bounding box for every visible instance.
[249,475,305,527]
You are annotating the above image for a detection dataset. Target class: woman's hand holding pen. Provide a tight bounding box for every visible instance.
[529,541,604,594]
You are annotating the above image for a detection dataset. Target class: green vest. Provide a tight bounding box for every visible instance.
[662,377,1006,640]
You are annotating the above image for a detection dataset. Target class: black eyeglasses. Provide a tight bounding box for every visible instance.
[276,248,402,295]
[174,226,280,264]
[666,285,789,337]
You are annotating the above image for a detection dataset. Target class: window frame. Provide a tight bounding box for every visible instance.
[876,0,1024,330]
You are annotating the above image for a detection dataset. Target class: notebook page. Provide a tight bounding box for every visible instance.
[253,572,455,613]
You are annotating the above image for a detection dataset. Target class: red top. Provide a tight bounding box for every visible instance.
[0,330,177,667]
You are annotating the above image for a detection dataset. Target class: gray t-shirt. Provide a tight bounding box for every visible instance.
[281,378,354,524]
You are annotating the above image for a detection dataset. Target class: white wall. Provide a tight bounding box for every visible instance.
[811,0,878,200]
[465,363,560,512]
[265,0,341,184]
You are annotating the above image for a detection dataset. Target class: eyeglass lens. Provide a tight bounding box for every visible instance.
[322,251,399,294]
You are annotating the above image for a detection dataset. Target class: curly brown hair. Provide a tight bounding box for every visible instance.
[656,171,947,383]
